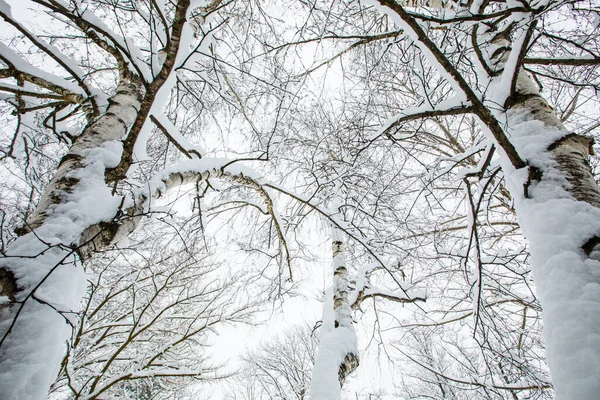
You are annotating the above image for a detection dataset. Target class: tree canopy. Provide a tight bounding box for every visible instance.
[0,0,599,399]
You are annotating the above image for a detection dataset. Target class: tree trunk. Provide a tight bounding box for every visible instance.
[484,30,600,398]
[503,74,600,400]
[309,227,359,400]
[383,1,600,396]
[0,77,144,400]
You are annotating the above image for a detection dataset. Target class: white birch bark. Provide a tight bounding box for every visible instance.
[0,1,212,397]
[371,1,600,397]
[0,77,144,400]
[486,35,600,399]
[309,226,359,400]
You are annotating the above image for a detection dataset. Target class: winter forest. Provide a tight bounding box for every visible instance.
[0,0,599,399]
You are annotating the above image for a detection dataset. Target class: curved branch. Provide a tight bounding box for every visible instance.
[117,161,293,280]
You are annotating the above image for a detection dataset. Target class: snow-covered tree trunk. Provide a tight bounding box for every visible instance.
[0,76,144,400]
[330,228,359,387]
[309,226,359,400]
[369,1,600,397]
[0,0,204,397]
[487,35,600,399]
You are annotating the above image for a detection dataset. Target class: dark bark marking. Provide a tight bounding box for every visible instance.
[338,352,359,387]
[504,92,542,110]
[523,165,542,199]
[583,236,600,256]
[0,268,18,302]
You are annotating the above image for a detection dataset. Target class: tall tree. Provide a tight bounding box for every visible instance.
[296,0,599,397]
[0,0,290,398]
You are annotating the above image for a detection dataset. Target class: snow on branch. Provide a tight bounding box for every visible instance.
[0,2,100,110]
[372,98,474,140]
[372,0,526,169]
[0,42,86,100]
[130,159,292,278]
[59,0,152,82]
[149,113,204,159]
[351,287,426,309]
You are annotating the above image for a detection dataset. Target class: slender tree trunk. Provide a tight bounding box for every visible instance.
[0,77,144,399]
[309,226,359,400]
[331,228,360,387]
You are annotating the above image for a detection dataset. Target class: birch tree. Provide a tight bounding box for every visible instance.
[378,2,599,398]
[293,0,599,397]
[0,1,292,398]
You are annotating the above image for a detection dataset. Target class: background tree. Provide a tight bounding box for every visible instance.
[226,325,318,400]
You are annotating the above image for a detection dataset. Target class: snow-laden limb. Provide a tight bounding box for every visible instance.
[107,0,221,182]
[149,113,205,158]
[122,158,292,277]
[371,97,473,140]
[0,2,107,111]
[50,0,153,83]
[349,263,426,309]
[0,42,86,100]
[129,3,218,161]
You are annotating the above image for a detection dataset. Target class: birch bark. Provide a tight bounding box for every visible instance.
[486,32,600,399]
[0,75,144,400]
[309,226,359,400]
[0,0,201,397]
